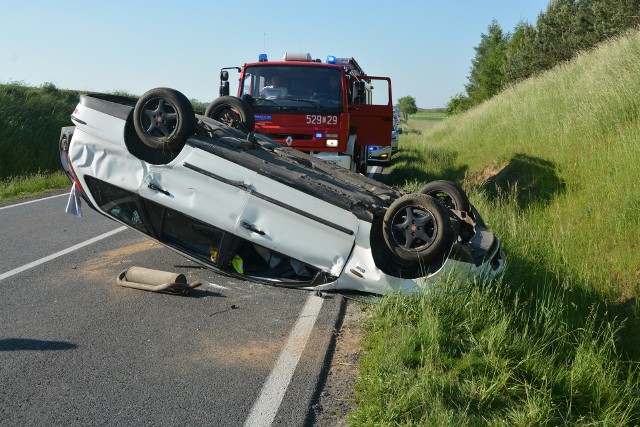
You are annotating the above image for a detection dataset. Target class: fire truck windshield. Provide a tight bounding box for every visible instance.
[241,65,343,113]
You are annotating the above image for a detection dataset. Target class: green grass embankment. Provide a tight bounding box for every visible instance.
[351,29,640,426]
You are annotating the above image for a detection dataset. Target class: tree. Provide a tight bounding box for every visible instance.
[577,0,640,45]
[453,0,640,114]
[397,96,417,121]
[446,93,473,115]
[535,0,581,69]
[504,20,539,83]
[465,20,510,105]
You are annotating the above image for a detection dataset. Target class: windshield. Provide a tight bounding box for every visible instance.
[241,65,343,113]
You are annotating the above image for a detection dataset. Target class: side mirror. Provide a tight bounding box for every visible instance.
[219,81,230,96]
[352,81,365,104]
[220,70,229,81]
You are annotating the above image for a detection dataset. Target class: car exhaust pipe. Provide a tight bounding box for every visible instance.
[117,266,202,294]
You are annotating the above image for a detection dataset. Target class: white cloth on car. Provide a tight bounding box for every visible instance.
[65,182,82,218]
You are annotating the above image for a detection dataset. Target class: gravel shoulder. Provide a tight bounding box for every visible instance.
[311,299,368,426]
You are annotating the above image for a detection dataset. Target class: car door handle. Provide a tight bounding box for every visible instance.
[241,222,265,235]
[148,183,171,196]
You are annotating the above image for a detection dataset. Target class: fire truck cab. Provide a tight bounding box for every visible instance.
[218,53,393,172]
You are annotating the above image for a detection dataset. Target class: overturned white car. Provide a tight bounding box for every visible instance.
[59,87,503,295]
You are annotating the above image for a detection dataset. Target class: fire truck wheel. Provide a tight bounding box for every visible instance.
[357,160,368,174]
[383,194,453,262]
[133,87,195,152]
[205,96,256,133]
[418,180,470,212]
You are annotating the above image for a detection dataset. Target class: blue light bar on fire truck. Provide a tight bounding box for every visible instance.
[258,53,268,62]
[326,56,352,66]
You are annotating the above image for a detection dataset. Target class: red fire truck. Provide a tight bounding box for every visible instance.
[210,52,393,172]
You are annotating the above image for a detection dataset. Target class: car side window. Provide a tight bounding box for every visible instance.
[139,198,164,238]
[164,210,224,262]
[84,177,147,233]
[141,198,225,264]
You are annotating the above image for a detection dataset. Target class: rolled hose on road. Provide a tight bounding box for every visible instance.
[117,266,202,294]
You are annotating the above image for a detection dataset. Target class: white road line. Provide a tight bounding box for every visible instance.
[0,226,127,282]
[367,165,381,178]
[0,193,67,211]
[244,294,324,427]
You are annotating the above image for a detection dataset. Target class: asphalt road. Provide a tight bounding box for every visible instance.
[0,163,388,426]
[0,192,347,426]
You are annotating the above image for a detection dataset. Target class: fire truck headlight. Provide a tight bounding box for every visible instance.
[326,139,338,148]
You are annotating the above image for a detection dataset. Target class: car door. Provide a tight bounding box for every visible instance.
[237,172,360,274]
[348,76,394,147]
[137,146,254,237]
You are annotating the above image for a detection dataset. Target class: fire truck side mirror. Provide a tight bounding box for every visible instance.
[219,81,230,96]
[352,81,365,104]
[220,70,229,81]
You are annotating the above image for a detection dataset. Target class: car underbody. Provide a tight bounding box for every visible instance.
[60,89,504,295]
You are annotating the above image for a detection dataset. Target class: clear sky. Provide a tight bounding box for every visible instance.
[0,0,550,108]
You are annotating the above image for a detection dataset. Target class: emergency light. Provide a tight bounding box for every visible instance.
[327,55,336,64]
[258,53,268,62]
[283,52,312,61]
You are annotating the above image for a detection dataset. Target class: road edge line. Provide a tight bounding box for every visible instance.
[244,293,324,427]
[0,193,67,211]
[0,226,127,282]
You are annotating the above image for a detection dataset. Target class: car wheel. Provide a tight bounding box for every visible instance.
[383,194,453,262]
[205,96,255,133]
[419,180,470,212]
[133,88,195,152]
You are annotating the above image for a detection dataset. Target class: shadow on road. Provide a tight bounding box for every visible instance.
[0,338,77,351]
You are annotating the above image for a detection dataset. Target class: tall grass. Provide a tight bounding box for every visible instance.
[0,171,69,201]
[351,29,640,425]
[392,29,640,300]
[352,282,639,426]
[0,82,80,179]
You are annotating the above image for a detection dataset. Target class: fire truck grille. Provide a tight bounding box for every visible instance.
[268,133,314,140]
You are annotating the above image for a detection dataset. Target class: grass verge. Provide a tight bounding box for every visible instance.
[0,170,69,202]
[351,280,639,426]
[350,30,640,426]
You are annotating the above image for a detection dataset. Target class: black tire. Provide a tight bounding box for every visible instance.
[383,194,453,262]
[419,180,470,212]
[133,88,195,152]
[357,158,368,174]
[355,145,368,174]
[205,96,255,132]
